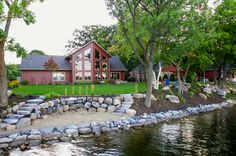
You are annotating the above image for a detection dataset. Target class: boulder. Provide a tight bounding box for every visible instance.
[98,97,104,104]
[88,108,97,112]
[27,99,44,104]
[104,98,113,105]
[162,86,170,91]
[16,118,31,129]
[144,94,157,101]
[78,123,90,129]
[79,128,92,135]
[28,135,42,140]
[107,105,116,112]
[39,102,49,109]
[100,103,108,109]
[12,105,20,113]
[65,129,78,137]
[203,87,212,94]
[0,110,7,118]
[6,107,12,114]
[93,97,99,102]
[10,135,27,147]
[8,90,13,97]
[199,93,207,100]
[6,124,16,131]
[63,105,69,112]
[0,143,9,149]
[92,102,100,108]
[3,118,19,124]
[133,94,145,98]
[84,102,91,109]
[30,113,37,120]
[126,109,136,116]
[30,129,40,135]
[0,137,13,144]
[113,98,121,106]
[165,95,180,103]
[97,108,106,113]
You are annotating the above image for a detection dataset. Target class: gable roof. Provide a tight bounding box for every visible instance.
[110,56,127,71]
[20,55,72,70]
[68,40,112,58]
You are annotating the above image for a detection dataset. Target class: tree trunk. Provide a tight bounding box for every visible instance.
[0,41,8,107]
[176,64,182,95]
[144,63,153,108]
[213,68,217,85]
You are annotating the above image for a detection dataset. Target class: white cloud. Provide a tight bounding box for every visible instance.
[5,0,116,64]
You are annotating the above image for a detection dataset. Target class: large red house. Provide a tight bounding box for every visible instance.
[20,41,127,84]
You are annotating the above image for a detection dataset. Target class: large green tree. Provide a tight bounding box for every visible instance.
[6,64,20,81]
[29,49,45,55]
[106,0,210,107]
[208,0,236,90]
[66,25,116,51]
[0,0,43,107]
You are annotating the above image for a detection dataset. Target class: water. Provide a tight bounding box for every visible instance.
[11,107,236,156]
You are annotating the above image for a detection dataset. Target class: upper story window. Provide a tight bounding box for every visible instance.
[95,49,100,59]
[84,48,91,59]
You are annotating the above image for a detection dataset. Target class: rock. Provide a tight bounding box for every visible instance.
[162,86,170,91]
[63,105,69,112]
[126,109,136,116]
[107,105,116,112]
[84,102,91,109]
[199,93,207,100]
[0,110,7,118]
[203,87,212,94]
[30,113,37,120]
[100,103,108,109]
[0,137,13,144]
[165,95,180,103]
[133,94,145,98]
[0,123,9,130]
[6,107,12,114]
[65,129,78,137]
[8,133,19,140]
[93,97,99,102]
[6,124,16,131]
[3,118,19,124]
[8,90,13,97]
[218,89,227,96]
[18,102,25,107]
[30,129,40,135]
[79,128,92,135]
[98,97,104,104]
[16,118,31,129]
[40,128,54,134]
[92,102,100,108]
[20,144,27,151]
[28,135,42,140]
[113,98,121,106]
[11,135,27,147]
[104,98,113,105]
[57,106,64,114]
[39,102,49,109]
[48,101,55,107]
[0,143,9,148]
[40,108,47,115]
[69,104,80,110]
[60,136,72,142]
[78,123,90,129]
[97,108,106,113]
[29,140,41,147]
[27,99,44,104]
[12,105,20,113]
[144,94,157,101]
[88,108,97,112]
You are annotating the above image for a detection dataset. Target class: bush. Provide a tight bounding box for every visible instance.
[8,80,20,88]
[21,80,29,85]
[45,91,60,99]
[189,91,195,97]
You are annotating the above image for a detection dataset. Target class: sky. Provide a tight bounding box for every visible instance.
[5,0,116,64]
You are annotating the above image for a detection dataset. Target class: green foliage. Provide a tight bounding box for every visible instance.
[169,89,174,95]
[186,72,197,83]
[6,64,20,81]
[29,49,45,55]
[66,25,116,51]
[21,80,29,85]
[134,83,138,93]
[189,91,195,98]
[45,91,60,99]
[8,80,20,88]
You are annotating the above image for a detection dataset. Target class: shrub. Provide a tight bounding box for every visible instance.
[21,80,29,85]
[169,89,174,95]
[8,80,20,88]
[189,91,195,97]
[45,91,60,99]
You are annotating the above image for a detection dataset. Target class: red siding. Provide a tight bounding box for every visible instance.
[21,70,72,84]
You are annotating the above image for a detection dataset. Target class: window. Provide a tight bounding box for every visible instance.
[102,72,108,80]
[76,72,82,80]
[102,55,107,60]
[95,49,100,59]
[95,72,101,80]
[76,60,82,70]
[77,53,82,59]
[84,60,91,70]
[95,60,100,70]
[84,72,91,80]
[53,72,65,81]
[102,61,108,71]
[84,48,91,59]
[111,72,120,80]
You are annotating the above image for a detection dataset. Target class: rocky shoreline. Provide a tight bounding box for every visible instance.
[0,97,235,154]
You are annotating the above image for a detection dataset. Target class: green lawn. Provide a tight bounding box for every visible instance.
[13,83,147,96]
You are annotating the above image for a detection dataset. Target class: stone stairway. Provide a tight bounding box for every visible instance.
[1,98,44,129]
[114,94,134,113]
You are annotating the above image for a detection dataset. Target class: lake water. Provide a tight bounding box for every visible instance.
[11,106,236,156]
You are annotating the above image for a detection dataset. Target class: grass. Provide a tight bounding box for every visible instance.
[13,83,147,96]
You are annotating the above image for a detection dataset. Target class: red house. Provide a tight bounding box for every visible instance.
[20,41,127,84]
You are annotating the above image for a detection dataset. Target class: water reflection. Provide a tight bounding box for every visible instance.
[11,107,236,156]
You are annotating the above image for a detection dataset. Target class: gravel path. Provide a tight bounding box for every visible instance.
[0,111,130,136]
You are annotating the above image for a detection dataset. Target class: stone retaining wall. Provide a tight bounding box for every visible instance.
[0,99,235,154]
[0,95,135,131]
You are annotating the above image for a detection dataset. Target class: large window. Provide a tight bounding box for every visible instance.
[75,72,82,80]
[53,72,65,81]
[111,72,120,80]
[84,60,91,70]
[84,48,91,59]
[76,60,82,70]
[84,72,91,80]
[95,72,101,80]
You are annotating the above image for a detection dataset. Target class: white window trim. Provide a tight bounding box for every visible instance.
[52,72,66,81]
